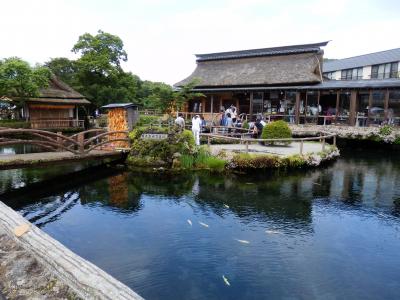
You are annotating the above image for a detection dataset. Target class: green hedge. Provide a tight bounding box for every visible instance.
[261,120,292,145]
[0,120,30,129]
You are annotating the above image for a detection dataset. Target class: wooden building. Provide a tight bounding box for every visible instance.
[175,42,400,127]
[24,75,90,129]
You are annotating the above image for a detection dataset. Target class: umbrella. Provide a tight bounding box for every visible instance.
[369,107,384,114]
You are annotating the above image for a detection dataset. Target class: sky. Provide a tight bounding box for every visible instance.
[1,0,399,85]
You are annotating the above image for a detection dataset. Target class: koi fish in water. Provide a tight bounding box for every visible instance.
[265,230,281,234]
[235,239,250,244]
[222,275,231,286]
[187,219,192,226]
[199,221,209,228]
[223,204,230,209]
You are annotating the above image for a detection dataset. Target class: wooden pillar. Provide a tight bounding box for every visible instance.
[304,91,308,124]
[295,91,300,125]
[349,90,357,126]
[249,92,254,120]
[384,89,389,121]
[335,91,340,124]
[367,89,372,126]
[201,98,206,113]
[316,91,321,124]
[219,97,223,112]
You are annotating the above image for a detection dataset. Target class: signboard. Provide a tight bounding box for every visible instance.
[141,133,168,140]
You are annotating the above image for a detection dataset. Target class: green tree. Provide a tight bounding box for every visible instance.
[138,81,174,111]
[173,79,204,111]
[45,57,77,86]
[0,57,51,100]
[72,30,127,75]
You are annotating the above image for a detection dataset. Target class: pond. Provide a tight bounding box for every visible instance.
[1,149,400,300]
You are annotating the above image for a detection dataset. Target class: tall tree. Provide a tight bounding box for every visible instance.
[0,57,50,101]
[45,57,77,87]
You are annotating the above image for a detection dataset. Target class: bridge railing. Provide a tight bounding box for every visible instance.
[0,128,130,155]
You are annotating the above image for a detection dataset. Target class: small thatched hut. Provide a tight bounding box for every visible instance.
[24,75,90,129]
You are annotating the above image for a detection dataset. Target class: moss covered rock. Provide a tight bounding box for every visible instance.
[128,126,195,168]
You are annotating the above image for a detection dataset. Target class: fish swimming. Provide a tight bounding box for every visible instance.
[187,219,192,226]
[199,221,209,228]
[235,239,250,244]
[265,230,281,234]
[222,275,231,286]
[223,204,230,209]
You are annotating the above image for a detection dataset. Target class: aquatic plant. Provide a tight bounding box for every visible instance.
[179,154,194,169]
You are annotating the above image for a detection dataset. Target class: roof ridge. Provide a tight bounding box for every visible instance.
[195,41,329,58]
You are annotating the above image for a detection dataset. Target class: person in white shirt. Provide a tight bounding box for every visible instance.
[191,115,202,146]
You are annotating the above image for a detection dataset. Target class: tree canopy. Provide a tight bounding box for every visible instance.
[0,57,51,101]
[45,30,202,112]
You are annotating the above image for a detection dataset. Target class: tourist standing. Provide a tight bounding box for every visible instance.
[175,113,185,130]
[192,115,202,146]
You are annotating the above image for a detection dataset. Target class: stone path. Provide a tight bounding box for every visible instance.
[0,150,123,170]
[209,141,327,156]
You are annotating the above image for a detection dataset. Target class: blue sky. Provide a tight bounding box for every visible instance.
[1,0,399,84]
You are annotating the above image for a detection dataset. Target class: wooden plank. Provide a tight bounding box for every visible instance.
[0,201,143,300]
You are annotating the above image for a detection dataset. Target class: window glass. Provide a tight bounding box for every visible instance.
[389,90,400,125]
[390,62,398,78]
[371,65,379,79]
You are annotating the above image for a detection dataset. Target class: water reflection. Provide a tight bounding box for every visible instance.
[1,150,400,299]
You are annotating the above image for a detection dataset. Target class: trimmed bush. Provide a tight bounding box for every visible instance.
[0,120,30,129]
[136,115,162,126]
[261,120,292,145]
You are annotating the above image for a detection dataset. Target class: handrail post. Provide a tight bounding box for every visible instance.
[78,132,84,154]
[245,140,249,153]
[322,138,326,151]
[208,135,211,146]
[333,135,336,146]
[56,131,62,152]
[300,140,303,155]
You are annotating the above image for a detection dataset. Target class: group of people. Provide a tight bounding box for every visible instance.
[218,105,238,127]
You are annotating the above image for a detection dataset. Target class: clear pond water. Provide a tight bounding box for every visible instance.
[1,149,400,300]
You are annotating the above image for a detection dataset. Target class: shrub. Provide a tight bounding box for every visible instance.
[242,120,249,129]
[261,120,292,145]
[136,115,162,126]
[379,125,393,136]
[203,156,226,171]
[0,120,30,129]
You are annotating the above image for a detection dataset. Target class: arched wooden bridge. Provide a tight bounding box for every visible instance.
[0,128,130,155]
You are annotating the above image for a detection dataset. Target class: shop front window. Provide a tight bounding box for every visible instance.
[388,90,400,125]
[356,93,369,126]
[369,91,385,125]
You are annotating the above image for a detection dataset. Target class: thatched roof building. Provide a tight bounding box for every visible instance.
[175,41,328,88]
[27,75,90,105]
[24,75,90,129]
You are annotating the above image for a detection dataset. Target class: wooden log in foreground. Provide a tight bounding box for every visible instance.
[0,201,144,300]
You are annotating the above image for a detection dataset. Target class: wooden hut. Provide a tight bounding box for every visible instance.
[24,75,90,129]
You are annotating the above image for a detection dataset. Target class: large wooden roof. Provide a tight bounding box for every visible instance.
[175,52,324,88]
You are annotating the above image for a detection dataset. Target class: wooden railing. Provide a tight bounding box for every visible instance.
[30,119,85,129]
[201,126,337,155]
[0,128,130,155]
